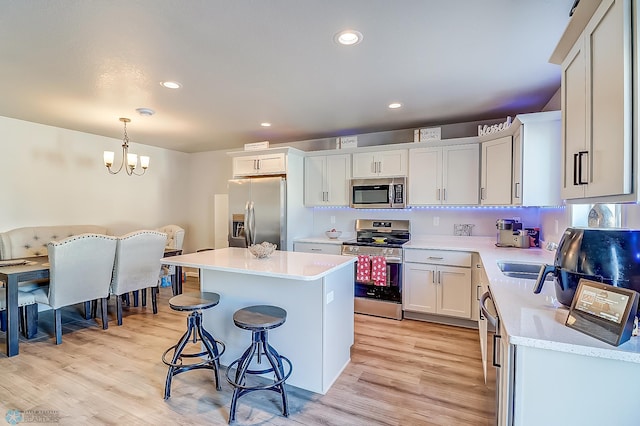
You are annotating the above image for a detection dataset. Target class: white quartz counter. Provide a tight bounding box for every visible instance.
[406,236,640,364]
[293,236,352,245]
[162,247,355,281]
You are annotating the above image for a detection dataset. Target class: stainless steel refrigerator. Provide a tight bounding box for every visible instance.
[228,176,287,249]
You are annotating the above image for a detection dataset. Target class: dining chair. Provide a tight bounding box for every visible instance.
[0,291,38,339]
[28,233,118,344]
[110,230,167,325]
[156,224,185,295]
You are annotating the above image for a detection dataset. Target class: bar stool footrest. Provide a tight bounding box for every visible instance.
[225,355,292,391]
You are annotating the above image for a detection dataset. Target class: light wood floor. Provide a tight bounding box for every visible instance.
[0,278,495,425]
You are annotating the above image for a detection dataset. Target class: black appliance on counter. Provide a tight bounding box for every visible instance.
[341,219,410,320]
[534,227,640,312]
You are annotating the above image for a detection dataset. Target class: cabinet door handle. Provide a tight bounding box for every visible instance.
[436,188,441,200]
[431,270,435,284]
[253,159,257,170]
[514,182,520,199]
[480,187,485,200]
[311,248,321,251]
[443,188,446,201]
[577,151,588,185]
[492,334,501,368]
[378,161,382,174]
[428,256,444,260]
[437,270,441,284]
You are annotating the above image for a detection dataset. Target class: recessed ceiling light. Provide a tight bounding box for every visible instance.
[260,122,272,127]
[136,107,155,116]
[388,102,402,109]
[334,30,363,46]
[160,81,181,89]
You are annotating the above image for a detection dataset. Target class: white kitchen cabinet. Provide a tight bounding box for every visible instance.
[352,149,407,178]
[480,136,512,205]
[403,249,472,319]
[408,144,479,206]
[304,154,351,206]
[232,152,287,176]
[510,111,562,206]
[556,0,632,200]
[293,242,342,255]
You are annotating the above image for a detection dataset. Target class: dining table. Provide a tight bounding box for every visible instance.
[0,256,49,357]
[1,249,184,357]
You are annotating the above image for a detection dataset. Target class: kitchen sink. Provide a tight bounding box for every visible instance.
[497,261,553,281]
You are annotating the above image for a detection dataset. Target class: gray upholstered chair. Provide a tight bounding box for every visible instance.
[110,230,167,325]
[156,224,185,287]
[0,291,38,338]
[28,233,118,344]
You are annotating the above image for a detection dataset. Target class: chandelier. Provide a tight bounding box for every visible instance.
[103,117,150,176]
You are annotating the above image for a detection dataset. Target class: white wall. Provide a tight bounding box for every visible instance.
[0,116,191,238]
[185,149,233,253]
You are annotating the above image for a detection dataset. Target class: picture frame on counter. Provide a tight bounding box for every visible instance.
[565,278,638,346]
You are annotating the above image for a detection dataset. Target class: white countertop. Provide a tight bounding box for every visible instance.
[406,236,640,364]
[294,236,352,245]
[162,247,355,281]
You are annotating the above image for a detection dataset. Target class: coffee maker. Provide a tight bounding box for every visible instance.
[496,219,528,248]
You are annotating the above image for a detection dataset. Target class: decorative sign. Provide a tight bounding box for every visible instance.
[414,127,441,142]
[565,278,638,346]
[338,136,358,149]
[478,116,512,136]
[244,141,269,151]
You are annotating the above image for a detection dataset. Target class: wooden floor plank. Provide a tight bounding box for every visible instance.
[0,278,495,425]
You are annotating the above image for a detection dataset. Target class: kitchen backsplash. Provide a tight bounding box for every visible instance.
[311,206,568,243]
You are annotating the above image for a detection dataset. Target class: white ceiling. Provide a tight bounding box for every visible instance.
[0,0,574,153]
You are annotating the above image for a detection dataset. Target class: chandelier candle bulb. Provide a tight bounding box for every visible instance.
[127,153,138,168]
[140,156,150,169]
[103,151,114,167]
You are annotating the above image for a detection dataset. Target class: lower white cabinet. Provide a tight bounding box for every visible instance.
[403,249,472,319]
[293,242,342,255]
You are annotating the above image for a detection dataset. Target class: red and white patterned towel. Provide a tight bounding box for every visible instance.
[371,256,387,286]
[356,255,371,282]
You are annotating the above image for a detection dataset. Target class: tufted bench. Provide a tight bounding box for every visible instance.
[0,225,108,260]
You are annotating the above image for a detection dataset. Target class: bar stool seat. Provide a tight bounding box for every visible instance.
[162,291,225,399]
[226,305,292,423]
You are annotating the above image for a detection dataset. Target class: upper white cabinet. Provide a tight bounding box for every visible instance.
[408,144,479,206]
[553,0,632,201]
[233,152,287,176]
[480,136,512,205]
[304,154,351,206]
[352,149,407,178]
[511,111,562,206]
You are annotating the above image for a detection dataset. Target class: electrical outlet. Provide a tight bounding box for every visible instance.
[433,216,440,226]
[330,215,336,224]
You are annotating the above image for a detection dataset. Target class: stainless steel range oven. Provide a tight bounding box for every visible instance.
[341,219,410,320]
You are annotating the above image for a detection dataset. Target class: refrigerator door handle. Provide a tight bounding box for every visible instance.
[244,201,251,247]
[247,201,256,246]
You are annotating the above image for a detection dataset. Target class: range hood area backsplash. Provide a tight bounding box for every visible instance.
[310,207,568,245]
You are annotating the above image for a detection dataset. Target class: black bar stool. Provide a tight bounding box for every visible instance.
[162,291,226,399]
[226,305,292,423]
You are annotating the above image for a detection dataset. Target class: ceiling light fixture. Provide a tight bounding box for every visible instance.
[160,81,181,89]
[260,122,272,127]
[334,30,363,46]
[388,102,402,109]
[103,118,149,176]
[136,107,155,116]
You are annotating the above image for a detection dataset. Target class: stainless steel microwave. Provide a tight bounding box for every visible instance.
[350,177,406,209]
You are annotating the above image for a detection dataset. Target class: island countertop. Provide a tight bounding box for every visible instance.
[161,247,355,281]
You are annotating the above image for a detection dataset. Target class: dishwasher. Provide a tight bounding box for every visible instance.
[480,290,513,426]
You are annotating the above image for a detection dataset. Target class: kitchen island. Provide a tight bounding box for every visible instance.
[406,236,640,425]
[161,247,355,394]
